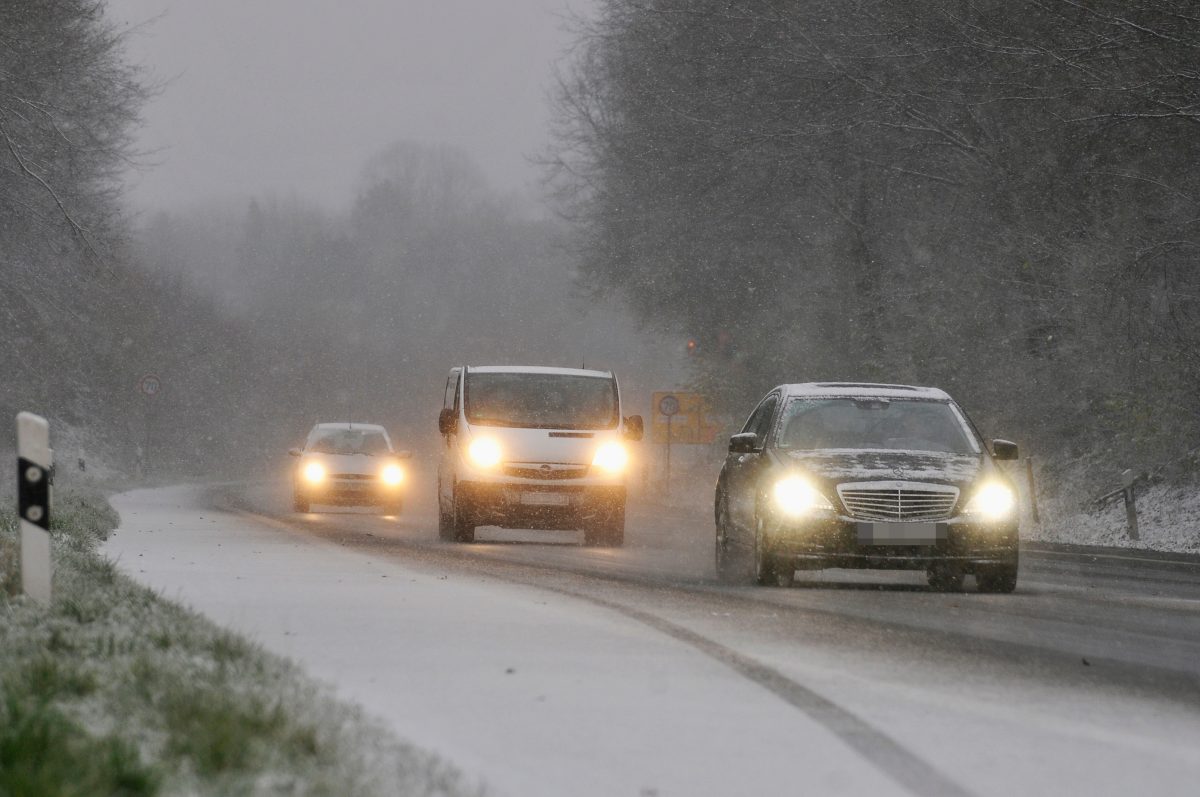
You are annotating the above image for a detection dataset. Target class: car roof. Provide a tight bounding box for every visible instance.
[466,365,613,378]
[780,382,952,401]
[310,422,388,433]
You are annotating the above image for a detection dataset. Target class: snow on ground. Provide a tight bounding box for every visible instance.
[107,486,901,797]
[1029,482,1200,554]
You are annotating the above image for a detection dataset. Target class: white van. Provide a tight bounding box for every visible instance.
[437,366,644,546]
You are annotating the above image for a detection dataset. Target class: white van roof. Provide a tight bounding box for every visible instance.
[467,365,613,378]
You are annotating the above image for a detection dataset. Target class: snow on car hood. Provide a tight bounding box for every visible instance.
[782,449,982,486]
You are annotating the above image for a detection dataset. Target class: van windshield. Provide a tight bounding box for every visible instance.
[465,372,619,429]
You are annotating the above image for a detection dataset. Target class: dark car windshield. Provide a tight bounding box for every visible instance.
[776,398,978,455]
[306,429,391,455]
[465,372,618,429]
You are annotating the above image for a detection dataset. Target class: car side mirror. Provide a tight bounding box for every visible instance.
[729,432,759,454]
[288,448,302,457]
[991,439,1019,461]
[396,450,414,460]
[438,408,457,435]
[624,415,644,441]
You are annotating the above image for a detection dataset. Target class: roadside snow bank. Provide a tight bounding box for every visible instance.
[0,488,478,796]
[1029,482,1200,555]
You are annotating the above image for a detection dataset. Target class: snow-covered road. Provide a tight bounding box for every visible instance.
[108,484,1200,796]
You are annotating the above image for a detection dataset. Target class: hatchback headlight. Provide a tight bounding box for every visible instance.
[591,442,629,474]
[964,482,1016,520]
[303,462,326,484]
[773,475,834,516]
[381,463,404,486]
[467,437,503,469]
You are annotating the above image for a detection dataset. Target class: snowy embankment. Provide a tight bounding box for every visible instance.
[0,488,476,796]
[1030,482,1200,555]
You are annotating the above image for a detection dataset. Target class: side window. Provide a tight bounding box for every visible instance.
[752,395,779,444]
[444,369,460,411]
[740,394,779,442]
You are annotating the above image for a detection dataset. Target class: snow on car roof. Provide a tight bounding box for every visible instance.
[781,382,952,401]
[467,365,613,378]
[311,422,388,432]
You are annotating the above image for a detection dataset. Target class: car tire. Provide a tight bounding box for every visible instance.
[753,516,786,587]
[293,492,310,513]
[452,495,475,543]
[715,497,752,584]
[977,565,1018,593]
[927,563,965,592]
[584,503,625,547]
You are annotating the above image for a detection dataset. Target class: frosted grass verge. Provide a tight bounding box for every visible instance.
[0,488,481,796]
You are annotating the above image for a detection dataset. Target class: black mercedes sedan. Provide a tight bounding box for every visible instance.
[714,383,1020,592]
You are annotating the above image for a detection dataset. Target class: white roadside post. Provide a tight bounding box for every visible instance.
[17,412,53,604]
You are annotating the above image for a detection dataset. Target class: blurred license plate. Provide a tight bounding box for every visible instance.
[857,522,944,545]
[521,492,569,507]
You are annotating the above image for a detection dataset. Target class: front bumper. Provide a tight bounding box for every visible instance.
[297,479,405,506]
[457,480,625,530]
[765,513,1017,572]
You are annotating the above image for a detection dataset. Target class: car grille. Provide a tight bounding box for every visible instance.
[331,473,374,481]
[837,483,959,521]
[503,464,589,480]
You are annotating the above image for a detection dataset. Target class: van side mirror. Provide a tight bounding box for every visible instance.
[438,408,457,436]
[729,433,759,454]
[624,415,644,441]
[396,450,413,460]
[991,439,1019,461]
[288,448,302,457]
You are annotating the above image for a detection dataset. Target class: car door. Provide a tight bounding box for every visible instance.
[725,391,780,538]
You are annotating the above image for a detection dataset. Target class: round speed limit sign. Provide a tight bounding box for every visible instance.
[658,394,680,417]
[139,373,162,397]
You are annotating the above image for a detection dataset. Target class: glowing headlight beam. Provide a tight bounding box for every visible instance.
[965,482,1016,520]
[773,475,833,516]
[303,462,326,484]
[591,442,629,474]
[467,437,503,469]
[381,463,404,486]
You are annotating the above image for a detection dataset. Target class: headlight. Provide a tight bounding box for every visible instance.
[591,442,628,474]
[303,462,326,484]
[381,463,404,486]
[773,475,834,516]
[964,482,1016,520]
[467,437,502,468]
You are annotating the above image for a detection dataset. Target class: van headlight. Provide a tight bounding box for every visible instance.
[964,482,1016,520]
[591,442,629,474]
[303,462,326,484]
[467,437,503,469]
[380,463,404,486]
[773,475,834,516]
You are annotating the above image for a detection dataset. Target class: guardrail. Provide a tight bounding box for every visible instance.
[1094,468,1143,541]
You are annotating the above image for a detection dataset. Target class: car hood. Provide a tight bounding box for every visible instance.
[463,424,619,465]
[305,452,392,476]
[780,449,984,488]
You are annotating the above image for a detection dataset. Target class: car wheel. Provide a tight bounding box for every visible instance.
[715,497,749,584]
[452,495,475,543]
[584,502,625,547]
[977,565,1018,593]
[753,516,785,587]
[293,492,309,513]
[927,563,965,592]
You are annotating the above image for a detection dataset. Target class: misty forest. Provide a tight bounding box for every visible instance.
[5,0,1200,495]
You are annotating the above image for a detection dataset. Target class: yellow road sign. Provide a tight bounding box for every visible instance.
[651,391,720,444]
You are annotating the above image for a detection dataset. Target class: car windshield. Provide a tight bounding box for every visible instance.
[776,398,978,455]
[306,429,390,455]
[464,372,618,429]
